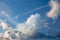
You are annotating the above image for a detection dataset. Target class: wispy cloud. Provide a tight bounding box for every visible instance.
[0,2,18,25]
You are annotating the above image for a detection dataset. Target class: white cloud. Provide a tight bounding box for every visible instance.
[0,13,48,40]
[0,13,59,40]
[17,14,41,35]
[0,0,60,40]
[47,0,60,19]
[0,21,12,30]
[0,13,41,40]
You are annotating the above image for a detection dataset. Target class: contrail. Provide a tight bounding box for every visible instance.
[1,4,48,25]
[24,4,48,15]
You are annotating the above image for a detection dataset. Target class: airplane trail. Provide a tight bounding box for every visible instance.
[24,4,48,15]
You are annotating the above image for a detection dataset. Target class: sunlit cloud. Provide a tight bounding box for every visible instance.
[0,13,48,40]
[0,21,12,30]
[47,0,60,19]
[17,14,40,35]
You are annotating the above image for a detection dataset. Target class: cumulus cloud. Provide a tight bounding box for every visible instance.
[0,13,60,40]
[47,0,60,19]
[0,13,49,40]
[0,0,60,40]
[0,14,40,40]
[17,14,41,35]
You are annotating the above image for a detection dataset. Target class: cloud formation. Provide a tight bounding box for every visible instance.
[17,14,40,35]
[47,0,60,19]
[0,13,51,40]
[0,21,12,30]
[0,0,60,40]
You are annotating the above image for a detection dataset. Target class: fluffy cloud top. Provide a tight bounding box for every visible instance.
[17,14,40,35]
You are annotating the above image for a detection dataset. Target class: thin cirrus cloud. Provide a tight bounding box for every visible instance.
[0,2,18,26]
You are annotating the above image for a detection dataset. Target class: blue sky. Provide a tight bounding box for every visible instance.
[0,0,60,40]
[0,0,50,22]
